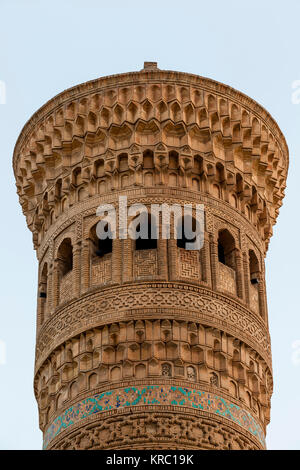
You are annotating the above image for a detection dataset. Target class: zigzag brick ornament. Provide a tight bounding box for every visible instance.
[13,62,288,450]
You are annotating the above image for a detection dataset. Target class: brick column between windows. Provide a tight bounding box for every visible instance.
[201,232,211,285]
[210,234,218,291]
[52,259,59,310]
[112,237,122,284]
[73,242,81,298]
[235,249,245,301]
[81,240,90,293]
[243,252,250,306]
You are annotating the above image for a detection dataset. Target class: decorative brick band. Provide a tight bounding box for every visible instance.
[43,384,265,449]
[35,282,271,373]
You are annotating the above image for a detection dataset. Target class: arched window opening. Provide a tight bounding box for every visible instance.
[57,238,73,277]
[169,151,179,170]
[73,168,82,187]
[249,250,260,285]
[39,263,48,325]
[135,213,157,251]
[218,229,236,270]
[55,179,62,200]
[143,150,154,169]
[236,173,243,195]
[118,154,129,172]
[216,162,225,184]
[94,159,104,178]
[90,224,112,258]
[193,155,203,176]
[39,263,48,299]
[176,215,198,249]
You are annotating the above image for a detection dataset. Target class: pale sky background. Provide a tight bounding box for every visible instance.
[0,0,299,450]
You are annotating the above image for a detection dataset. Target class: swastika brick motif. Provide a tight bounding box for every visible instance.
[179,248,200,280]
[91,255,112,286]
[134,249,158,278]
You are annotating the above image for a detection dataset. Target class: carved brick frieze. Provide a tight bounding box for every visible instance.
[35,283,271,372]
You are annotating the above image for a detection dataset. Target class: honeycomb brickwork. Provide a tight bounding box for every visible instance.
[13,62,289,450]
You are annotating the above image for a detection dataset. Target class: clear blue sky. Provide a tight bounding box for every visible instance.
[0,0,299,450]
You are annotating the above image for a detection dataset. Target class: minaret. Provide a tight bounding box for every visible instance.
[13,63,288,450]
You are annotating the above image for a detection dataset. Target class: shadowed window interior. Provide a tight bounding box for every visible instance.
[90,223,112,257]
[249,249,260,285]
[57,238,73,277]
[135,213,157,250]
[217,229,235,269]
[176,215,197,249]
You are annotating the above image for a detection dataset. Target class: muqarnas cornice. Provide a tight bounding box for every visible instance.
[13,67,288,251]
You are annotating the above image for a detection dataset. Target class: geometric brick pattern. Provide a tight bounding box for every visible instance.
[179,249,200,280]
[91,255,112,286]
[218,262,237,296]
[134,249,157,278]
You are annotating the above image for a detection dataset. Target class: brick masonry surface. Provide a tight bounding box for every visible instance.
[13,63,289,450]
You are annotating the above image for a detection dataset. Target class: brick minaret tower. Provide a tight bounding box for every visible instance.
[13,63,288,450]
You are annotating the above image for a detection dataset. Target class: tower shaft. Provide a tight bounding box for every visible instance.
[13,64,288,450]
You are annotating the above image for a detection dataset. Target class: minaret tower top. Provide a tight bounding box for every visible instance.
[13,64,288,450]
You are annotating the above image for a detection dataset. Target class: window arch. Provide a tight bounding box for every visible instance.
[143,150,154,169]
[94,159,104,178]
[55,179,62,200]
[176,215,199,250]
[57,238,73,277]
[135,212,157,251]
[118,154,129,172]
[249,250,260,285]
[72,167,82,186]
[169,151,179,169]
[77,187,87,202]
[217,229,236,270]
[90,223,112,257]
[216,162,225,184]
[39,263,48,325]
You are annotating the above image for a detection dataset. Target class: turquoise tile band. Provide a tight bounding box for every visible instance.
[43,385,265,449]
